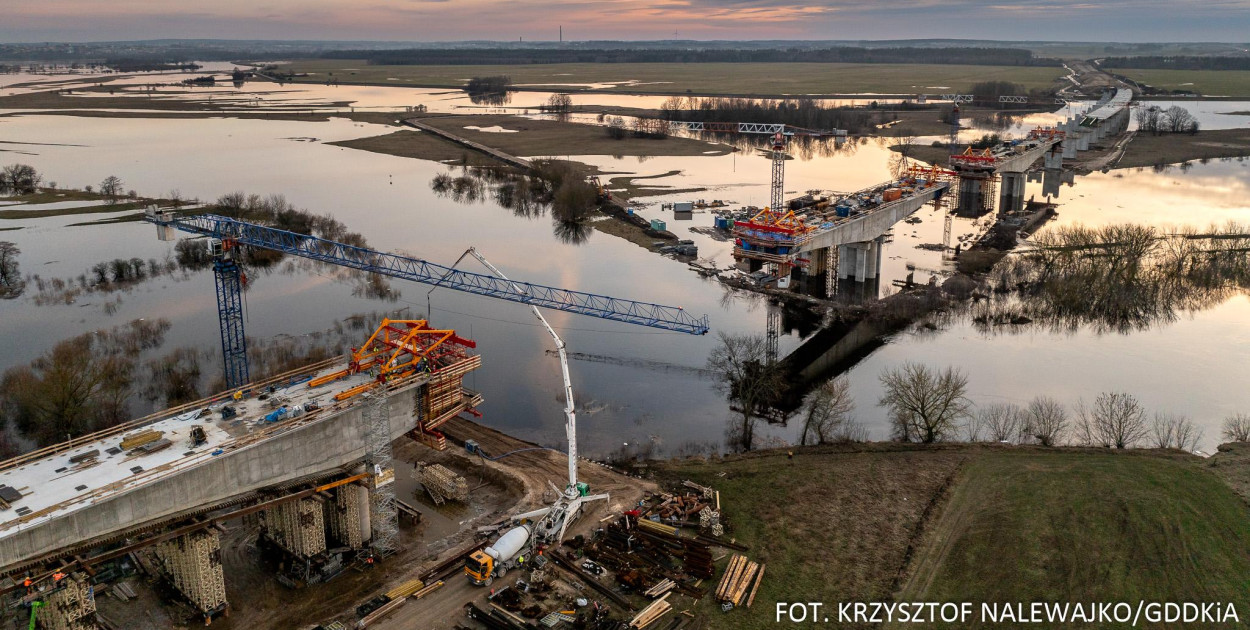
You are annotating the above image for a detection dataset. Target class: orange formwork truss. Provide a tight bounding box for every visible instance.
[308,319,477,402]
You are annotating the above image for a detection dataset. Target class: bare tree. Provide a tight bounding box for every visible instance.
[1162,106,1194,134]
[1222,413,1250,442]
[0,241,23,299]
[801,376,856,445]
[1075,392,1148,449]
[1134,106,1159,134]
[99,175,123,202]
[545,93,573,117]
[878,363,971,443]
[707,332,784,452]
[1150,412,1203,452]
[1,163,41,194]
[980,402,1025,443]
[1024,396,1068,446]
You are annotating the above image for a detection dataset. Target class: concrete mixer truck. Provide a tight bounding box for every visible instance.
[465,524,533,586]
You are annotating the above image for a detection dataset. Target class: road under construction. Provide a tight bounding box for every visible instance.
[0,87,1133,630]
[1,203,709,628]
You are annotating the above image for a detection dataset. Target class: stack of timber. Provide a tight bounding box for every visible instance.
[643,579,676,598]
[629,593,672,629]
[416,462,469,505]
[119,430,164,451]
[716,554,765,610]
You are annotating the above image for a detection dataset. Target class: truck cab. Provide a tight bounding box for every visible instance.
[465,550,495,586]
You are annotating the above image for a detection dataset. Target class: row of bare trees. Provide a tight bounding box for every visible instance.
[708,332,1227,453]
[1135,105,1199,135]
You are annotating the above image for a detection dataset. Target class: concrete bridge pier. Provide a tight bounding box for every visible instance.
[1044,147,1064,170]
[837,244,855,280]
[956,175,989,216]
[154,530,228,622]
[836,239,883,283]
[998,172,1027,215]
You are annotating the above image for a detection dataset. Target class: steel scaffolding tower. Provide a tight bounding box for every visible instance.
[213,257,249,389]
[770,132,786,212]
[363,391,398,557]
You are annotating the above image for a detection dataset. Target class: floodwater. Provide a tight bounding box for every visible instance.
[2,70,1249,454]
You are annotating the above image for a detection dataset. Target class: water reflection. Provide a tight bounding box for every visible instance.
[430,165,593,244]
[972,222,1250,334]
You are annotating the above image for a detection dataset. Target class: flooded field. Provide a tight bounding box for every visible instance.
[2,68,1250,453]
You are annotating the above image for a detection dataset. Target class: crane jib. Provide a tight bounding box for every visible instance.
[158,214,711,336]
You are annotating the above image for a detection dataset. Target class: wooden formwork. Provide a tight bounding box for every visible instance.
[39,572,97,630]
[264,497,327,558]
[325,484,364,549]
[154,530,227,617]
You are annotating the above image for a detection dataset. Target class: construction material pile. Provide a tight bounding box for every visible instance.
[638,480,728,539]
[416,461,468,505]
[715,554,765,611]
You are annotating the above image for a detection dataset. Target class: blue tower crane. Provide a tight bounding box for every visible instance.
[145,209,710,388]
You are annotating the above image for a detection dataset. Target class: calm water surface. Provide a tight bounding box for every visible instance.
[1,75,1249,454]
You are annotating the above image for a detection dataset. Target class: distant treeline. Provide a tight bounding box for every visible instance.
[104,59,202,72]
[658,97,879,134]
[324,47,1057,67]
[1103,56,1250,71]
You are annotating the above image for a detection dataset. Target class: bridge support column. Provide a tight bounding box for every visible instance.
[264,497,328,559]
[864,239,881,280]
[1077,129,1091,151]
[837,244,854,280]
[957,175,988,216]
[998,172,1026,215]
[325,483,367,550]
[154,530,227,622]
[854,244,868,282]
[1044,147,1063,170]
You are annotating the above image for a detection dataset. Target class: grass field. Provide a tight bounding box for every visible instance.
[329,114,729,161]
[1109,68,1250,97]
[1117,128,1250,169]
[898,451,1250,628]
[658,444,1250,629]
[280,60,1066,96]
[660,445,970,630]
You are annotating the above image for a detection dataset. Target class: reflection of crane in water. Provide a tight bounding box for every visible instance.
[545,350,716,379]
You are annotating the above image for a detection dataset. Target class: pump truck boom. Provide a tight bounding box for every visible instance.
[433,248,608,586]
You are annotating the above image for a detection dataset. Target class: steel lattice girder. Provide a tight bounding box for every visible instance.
[212,258,249,389]
[163,215,710,335]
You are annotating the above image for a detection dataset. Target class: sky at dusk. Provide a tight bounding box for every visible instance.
[2,0,1249,43]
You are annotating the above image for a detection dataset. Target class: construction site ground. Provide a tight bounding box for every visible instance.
[90,416,651,630]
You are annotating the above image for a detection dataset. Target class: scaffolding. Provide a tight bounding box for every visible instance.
[364,391,399,557]
[38,573,96,630]
[265,497,327,558]
[325,484,365,550]
[154,530,227,618]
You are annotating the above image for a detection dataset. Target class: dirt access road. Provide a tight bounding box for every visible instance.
[332,417,654,630]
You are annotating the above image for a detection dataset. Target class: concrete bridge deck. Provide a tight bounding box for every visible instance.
[0,356,480,571]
